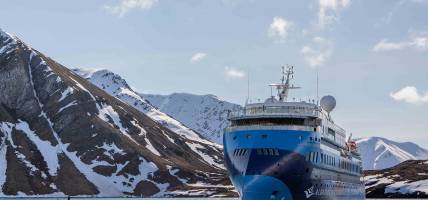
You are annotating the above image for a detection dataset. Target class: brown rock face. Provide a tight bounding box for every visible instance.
[365,160,428,198]
[133,181,160,197]
[54,154,99,196]
[0,29,235,197]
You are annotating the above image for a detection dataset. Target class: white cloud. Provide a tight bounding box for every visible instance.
[390,86,428,104]
[413,37,428,49]
[104,0,158,17]
[372,39,409,51]
[224,67,246,80]
[373,33,428,52]
[190,53,207,63]
[268,17,293,42]
[318,0,350,29]
[301,37,333,68]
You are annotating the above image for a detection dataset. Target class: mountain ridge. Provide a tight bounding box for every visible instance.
[356,137,428,170]
[71,68,428,172]
[0,28,234,197]
[143,93,242,144]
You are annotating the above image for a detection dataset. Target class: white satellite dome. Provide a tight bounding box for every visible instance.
[320,95,336,113]
[265,96,279,103]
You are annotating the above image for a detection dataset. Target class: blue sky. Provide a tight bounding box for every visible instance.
[1,0,428,147]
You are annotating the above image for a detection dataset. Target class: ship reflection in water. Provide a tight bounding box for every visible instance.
[4,198,417,200]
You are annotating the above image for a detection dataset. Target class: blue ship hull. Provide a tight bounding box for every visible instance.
[223,129,366,200]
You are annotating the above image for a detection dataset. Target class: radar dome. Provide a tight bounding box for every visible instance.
[320,95,336,113]
[265,96,279,103]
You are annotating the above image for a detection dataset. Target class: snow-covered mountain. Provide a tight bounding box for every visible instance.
[143,93,242,144]
[365,160,428,198]
[73,68,223,166]
[356,137,428,170]
[0,28,234,197]
[66,69,428,174]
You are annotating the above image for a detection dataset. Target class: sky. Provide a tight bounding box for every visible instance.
[1,0,428,148]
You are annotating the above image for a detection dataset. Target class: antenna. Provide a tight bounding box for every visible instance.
[245,70,250,105]
[316,68,319,106]
[269,65,301,102]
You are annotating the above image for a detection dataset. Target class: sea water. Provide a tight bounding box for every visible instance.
[0,198,416,200]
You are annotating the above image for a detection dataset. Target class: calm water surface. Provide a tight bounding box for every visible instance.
[0,198,417,200]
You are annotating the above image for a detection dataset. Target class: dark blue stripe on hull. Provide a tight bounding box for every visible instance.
[225,148,365,200]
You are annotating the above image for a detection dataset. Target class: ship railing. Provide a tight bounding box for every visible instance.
[228,106,320,119]
[327,121,346,135]
[317,111,346,134]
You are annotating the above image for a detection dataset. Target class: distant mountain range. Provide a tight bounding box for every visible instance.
[73,68,428,172]
[2,27,427,198]
[356,137,428,170]
[0,28,234,197]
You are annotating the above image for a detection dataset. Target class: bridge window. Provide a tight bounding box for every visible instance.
[316,152,319,163]
[256,148,280,156]
[231,117,305,126]
[274,149,279,156]
[268,148,274,156]
[233,148,249,157]
[262,148,268,155]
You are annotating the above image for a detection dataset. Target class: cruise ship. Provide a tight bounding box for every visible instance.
[223,66,365,200]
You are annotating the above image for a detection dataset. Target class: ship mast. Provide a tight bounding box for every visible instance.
[269,65,300,102]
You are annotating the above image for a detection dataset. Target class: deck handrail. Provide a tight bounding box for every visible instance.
[228,106,319,118]
[228,105,346,134]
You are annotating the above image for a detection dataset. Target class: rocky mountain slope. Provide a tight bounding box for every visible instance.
[143,93,242,144]
[72,68,223,169]
[356,137,428,170]
[0,29,234,197]
[69,69,428,174]
[365,160,428,198]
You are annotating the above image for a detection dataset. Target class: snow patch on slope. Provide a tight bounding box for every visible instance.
[57,100,77,113]
[187,142,222,169]
[143,93,242,144]
[0,123,11,189]
[62,143,122,196]
[385,180,428,195]
[73,68,222,147]
[109,159,160,194]
[145,138,161,156]
[0,29,18,55]
[15,120,60,175]
[97,103,139,147]
[364,174,394,189]
[58,87,74,102]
